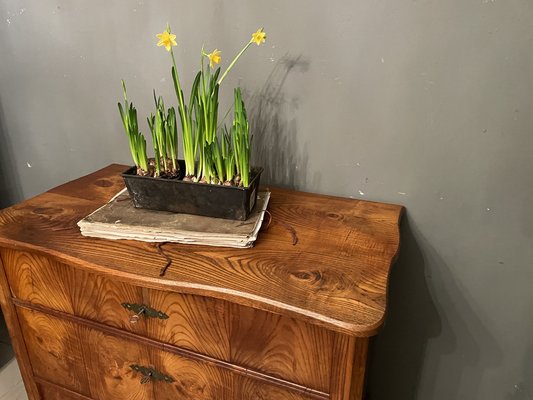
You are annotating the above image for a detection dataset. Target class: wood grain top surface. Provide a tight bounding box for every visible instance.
[0,164,404,336]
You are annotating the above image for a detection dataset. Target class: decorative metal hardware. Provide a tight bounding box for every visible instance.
[121,303,169,324]
[130,364,174,384]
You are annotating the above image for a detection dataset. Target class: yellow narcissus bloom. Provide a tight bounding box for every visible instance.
[207,49,221,68]
[251,28,266,45]
[156,30,177,52]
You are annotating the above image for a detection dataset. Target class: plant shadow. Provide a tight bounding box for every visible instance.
[247,54,310,189]
[366,215,503,399]
[0,98,22,209]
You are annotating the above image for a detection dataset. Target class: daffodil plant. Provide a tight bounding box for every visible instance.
[146,93,178,177]
[119,26,266,187]
[118,81,149,175]
[232,87,251,187]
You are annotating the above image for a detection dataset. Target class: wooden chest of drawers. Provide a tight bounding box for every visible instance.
[0,165,403,400]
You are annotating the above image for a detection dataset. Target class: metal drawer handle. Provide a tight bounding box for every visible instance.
[121,303,169,324]
[130,364,174,384]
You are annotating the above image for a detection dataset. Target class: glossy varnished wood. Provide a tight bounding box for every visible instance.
[0,164,404,399]
[17,306,323,400]
[0,254,40,399]
[16,308,91,396]
[36,379,93,400]
[13,298,328,397]
[229,303,333,392]
[143,287,231,361]
[0,164,403,336]
[3,249,333,391]
[350,338,370,400]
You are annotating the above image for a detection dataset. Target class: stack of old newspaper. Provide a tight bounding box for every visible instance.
[78,189,270,248]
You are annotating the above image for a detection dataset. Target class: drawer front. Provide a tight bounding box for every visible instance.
[230,304,333,392]
[2,249,230,360]
[18,307,322,400]
[17,308,92,397]
[3,249,332,392]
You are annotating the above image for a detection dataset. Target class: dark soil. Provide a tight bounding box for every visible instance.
[138,158,180,179]
[137,161,248,187]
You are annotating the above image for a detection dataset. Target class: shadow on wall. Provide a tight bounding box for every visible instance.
[505,331,533,400]
[248,54,310,189]
[0,99,22,208]
[366,216,503,399]
[0,311,15,368]
[365,216,441,399]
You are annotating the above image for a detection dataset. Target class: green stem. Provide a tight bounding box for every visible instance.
[170,49,197,177]
[217,105,233,131]
[217,41,252,86]
[170,50,186,113]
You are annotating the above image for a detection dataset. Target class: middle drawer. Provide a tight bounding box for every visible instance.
[2,249,333,393]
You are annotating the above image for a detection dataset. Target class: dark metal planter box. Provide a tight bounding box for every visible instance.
[122,160,263,221]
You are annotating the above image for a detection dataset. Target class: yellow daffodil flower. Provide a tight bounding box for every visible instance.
[207,49,221,68]
[156,30,177,52]
[251,28,266,45]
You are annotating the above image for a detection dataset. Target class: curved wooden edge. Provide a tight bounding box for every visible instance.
[390,206,406,267]
[0,163,405,337]
[359,205,406,335]
[0,210,403,338]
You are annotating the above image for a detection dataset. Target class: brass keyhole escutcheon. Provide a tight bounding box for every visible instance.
[130,364,174,385]
[121,303,169,324]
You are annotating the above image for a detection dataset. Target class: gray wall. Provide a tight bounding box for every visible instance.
[1,1,532,398]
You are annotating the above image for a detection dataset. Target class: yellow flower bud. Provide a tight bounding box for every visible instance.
[251,28,266,46]
[207,49,222,68]
[156,30,177,52]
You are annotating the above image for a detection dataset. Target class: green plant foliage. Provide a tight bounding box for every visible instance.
[118,25,266,186]
[147,94,178,177]
[117,81,149,173]
[232,87,251,187]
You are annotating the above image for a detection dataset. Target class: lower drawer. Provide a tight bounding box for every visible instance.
[37,380,91,400]
[18,306,325,400]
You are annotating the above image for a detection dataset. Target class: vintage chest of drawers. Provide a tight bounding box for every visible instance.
[0,164,403,400]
